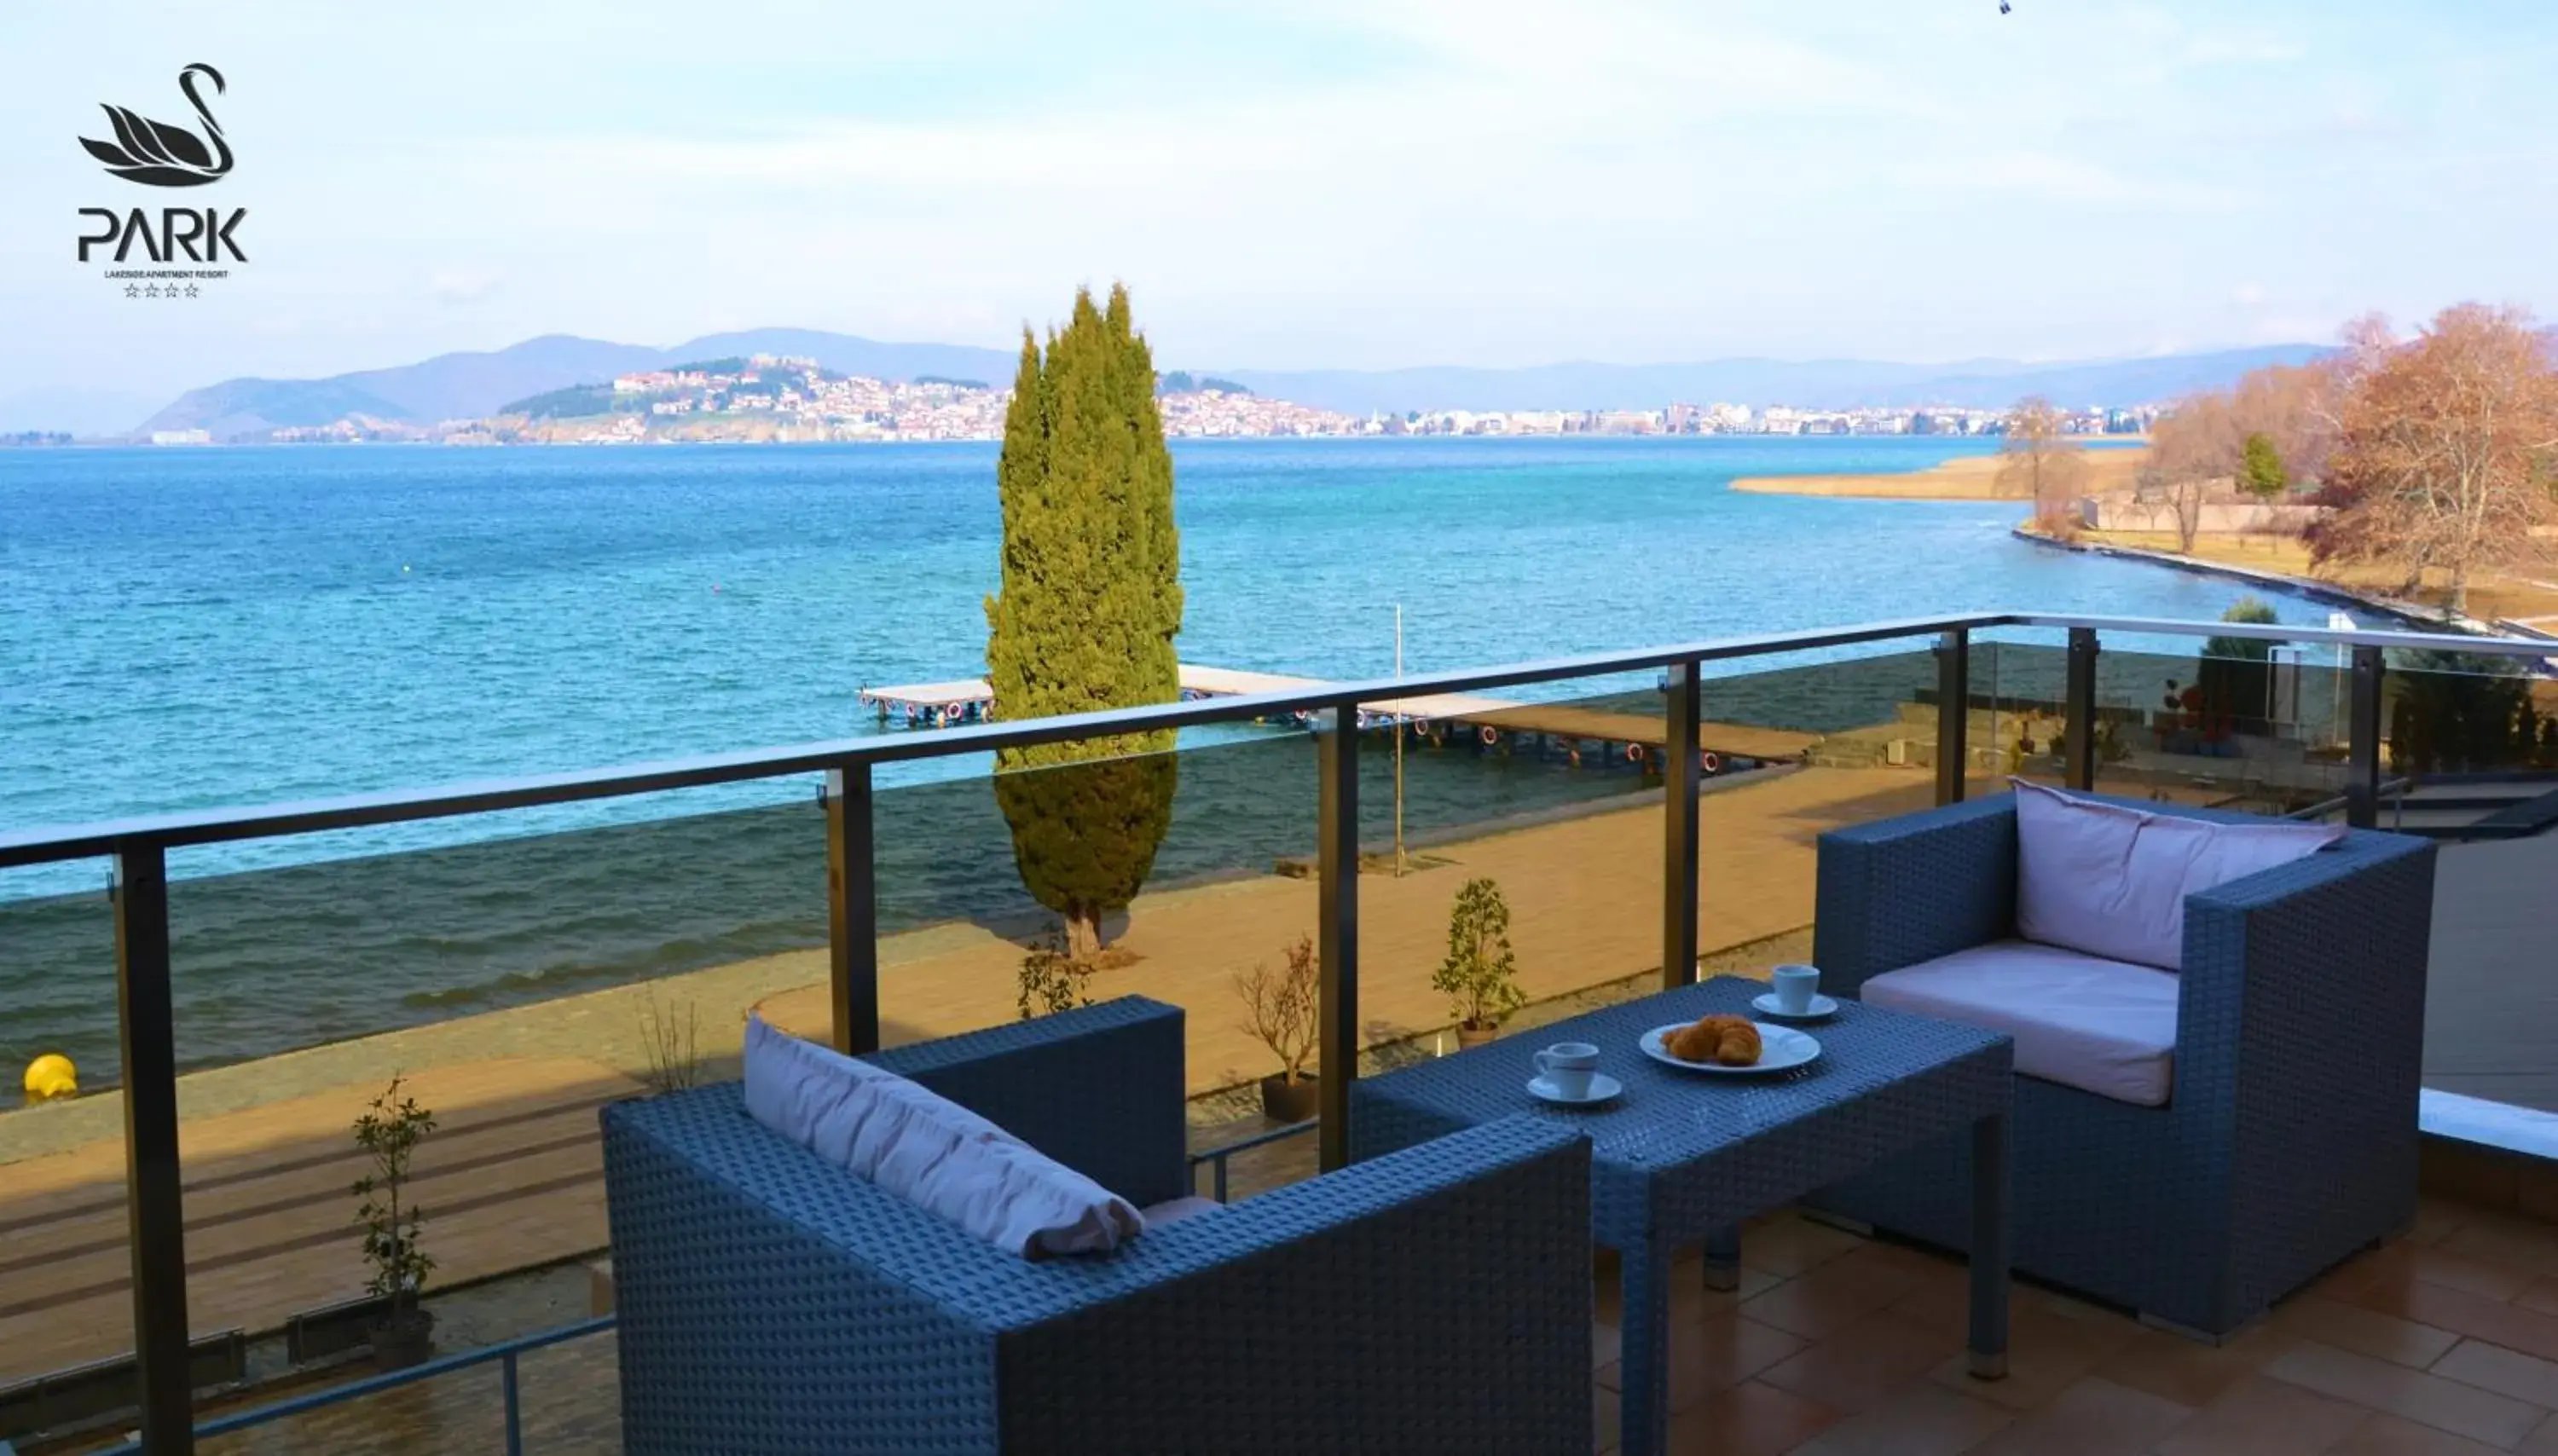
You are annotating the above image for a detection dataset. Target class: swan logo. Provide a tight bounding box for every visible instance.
[74,63,250,289]
[80,63,234,187]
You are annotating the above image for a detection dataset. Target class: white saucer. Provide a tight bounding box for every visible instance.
[1752,992,1840,1022]
[1527,1072,1623,1106]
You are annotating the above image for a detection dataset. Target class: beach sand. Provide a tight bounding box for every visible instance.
[1731,442,2147,500]
[0,760,1971,1380]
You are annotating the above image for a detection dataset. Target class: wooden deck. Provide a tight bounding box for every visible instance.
[0,1058,640,1385]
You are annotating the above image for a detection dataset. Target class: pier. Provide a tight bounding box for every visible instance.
[859,663,1820,770]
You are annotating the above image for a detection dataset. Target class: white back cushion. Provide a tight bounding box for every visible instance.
[741,1016,1143,1258]
[2011,780,2342,971]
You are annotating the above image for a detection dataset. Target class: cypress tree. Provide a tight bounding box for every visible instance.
[983,285,1184,959]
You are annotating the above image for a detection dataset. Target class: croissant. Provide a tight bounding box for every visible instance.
[1667,1013,1761,1066]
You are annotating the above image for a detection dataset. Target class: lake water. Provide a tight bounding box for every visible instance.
[0,436,2341,1077]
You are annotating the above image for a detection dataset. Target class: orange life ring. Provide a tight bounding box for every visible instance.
[1700,751,1722,774]
[1624,742,1646,763]
[1479,725,1499,747]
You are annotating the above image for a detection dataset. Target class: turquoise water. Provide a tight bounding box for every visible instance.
[0,436,2341,1079]
[3,436,2296,863]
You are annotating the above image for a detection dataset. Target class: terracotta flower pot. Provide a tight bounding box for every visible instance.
[1455,1022,1499,1050]
[1259,1072,1319,1124]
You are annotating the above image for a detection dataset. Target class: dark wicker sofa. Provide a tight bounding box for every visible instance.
[602,996,1594,1454]
[1804,793,2437,1339]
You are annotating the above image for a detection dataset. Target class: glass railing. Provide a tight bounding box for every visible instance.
[4,609,2554,1451]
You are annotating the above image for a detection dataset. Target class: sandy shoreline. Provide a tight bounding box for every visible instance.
[1730,442,2147,500]
[0,760,1953,1378]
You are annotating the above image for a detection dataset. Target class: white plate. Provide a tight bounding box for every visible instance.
[1527,1072,1623,1106]
[1639,1022,1821,1075]
[1751,992,1840,1022]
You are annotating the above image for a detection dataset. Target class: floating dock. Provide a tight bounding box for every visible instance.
[859,664,1818,771]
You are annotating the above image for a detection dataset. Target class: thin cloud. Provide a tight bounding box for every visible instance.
[1927,153,2251,212]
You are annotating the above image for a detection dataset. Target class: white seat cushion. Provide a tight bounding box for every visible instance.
[1864,939,2180,1106]
[2011,780,2342,971]
[742,1016,1144,1258]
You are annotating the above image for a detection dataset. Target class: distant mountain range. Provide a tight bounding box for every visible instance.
[119,330,2332,440]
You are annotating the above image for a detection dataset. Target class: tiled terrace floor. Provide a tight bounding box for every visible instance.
[90,1188,2558,1456]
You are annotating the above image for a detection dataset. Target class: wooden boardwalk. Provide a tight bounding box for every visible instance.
[862,662,1820,762]
[1465,703,1818,763]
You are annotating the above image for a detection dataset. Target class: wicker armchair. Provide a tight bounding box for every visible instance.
[602,996,1594,1454]
[1805,794,2438,1339]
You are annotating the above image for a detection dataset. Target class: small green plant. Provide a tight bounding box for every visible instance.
[2240,433,2289,501]
[636,991,703,1094]
[1016,933,1093,1020]
[1433,877,1524,1032]
[1235,934,1319,1085]
[351,1075,437,1325]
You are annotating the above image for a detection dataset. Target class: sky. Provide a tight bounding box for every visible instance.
[3,0,2554,429]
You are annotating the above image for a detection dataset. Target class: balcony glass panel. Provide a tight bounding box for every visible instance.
[1695,643,1952,977]
[0,858,132,1408]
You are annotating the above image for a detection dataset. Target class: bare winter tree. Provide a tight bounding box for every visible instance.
[2141,393,2239,553]
[2313,304,2558,615]
[1998,396,2092,533]
[2230,362,2341,488]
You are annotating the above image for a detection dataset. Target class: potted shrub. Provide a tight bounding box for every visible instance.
[1434,876,1524,1049]
[351,1074,438,1370]
[1234,934,1319,1123]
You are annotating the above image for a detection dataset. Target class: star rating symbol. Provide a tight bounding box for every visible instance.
[185,284,200,298]
[164,285,179,301]
[142,284,161,298]
[124,283,139,298]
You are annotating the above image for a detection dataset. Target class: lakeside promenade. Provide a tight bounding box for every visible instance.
[0,761,1947,1382]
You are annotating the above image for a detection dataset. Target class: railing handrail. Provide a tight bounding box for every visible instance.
[5,609,2553,871]
[2013,612,2558,656]
[87,1315,616,1455]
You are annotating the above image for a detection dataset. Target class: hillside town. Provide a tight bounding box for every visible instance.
[237,354,2157,446]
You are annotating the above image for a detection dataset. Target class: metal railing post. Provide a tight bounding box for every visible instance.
[1315,704,1360,1171]
[2347,645,2385,829]
[501,1349,523,1456]
[825,764,879,1054]
[1661,659,1702,989]
[2064,627,2099,791]
[1935,629,1971,806]
[113,841,193,1456]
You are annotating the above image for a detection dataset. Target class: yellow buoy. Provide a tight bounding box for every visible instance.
[24,1054,77,1101]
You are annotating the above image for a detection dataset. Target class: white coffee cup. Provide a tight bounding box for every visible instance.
[1772,963,1821,1015]
[1535,1042,1600,1099]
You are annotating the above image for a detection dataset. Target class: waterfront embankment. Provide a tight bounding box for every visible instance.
[2019,524,2558,638]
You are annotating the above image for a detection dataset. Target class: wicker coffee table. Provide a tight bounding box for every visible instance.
[1351,976,2014,1456]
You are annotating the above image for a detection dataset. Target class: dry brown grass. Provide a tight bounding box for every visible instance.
[1731,443,2147,500]
[2075,529,2558,624]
